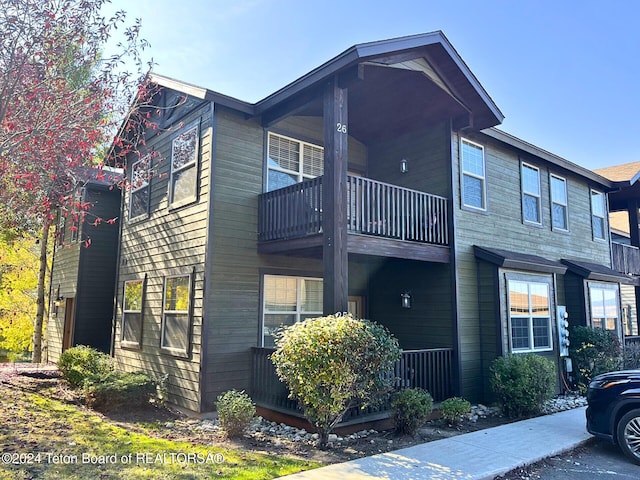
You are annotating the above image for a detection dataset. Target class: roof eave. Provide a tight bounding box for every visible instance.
[481,128,614,190]
[254,31,504,125]
[148,72,254,115]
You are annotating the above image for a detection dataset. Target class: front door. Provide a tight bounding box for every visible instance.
[62,297,75,351]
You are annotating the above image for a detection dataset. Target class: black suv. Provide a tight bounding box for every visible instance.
[586,369,640,464]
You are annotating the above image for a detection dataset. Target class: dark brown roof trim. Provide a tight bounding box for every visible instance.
[561,259,639,285]
[474,246,567,275]
[480,128,614,190]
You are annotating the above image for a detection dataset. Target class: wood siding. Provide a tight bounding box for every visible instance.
[273,116,368,171]
[203,108,325,411]
[73,188,121,354]
[368,259,453,350]
[621,284,638,336]
[113,102,211,412]
[47,186,120,363]
[452,130,612,402]
[47,235,80,363]
[369,121,452,199]
[476,259,499,401]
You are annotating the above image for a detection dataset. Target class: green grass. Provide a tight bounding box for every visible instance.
[0,386,319,479]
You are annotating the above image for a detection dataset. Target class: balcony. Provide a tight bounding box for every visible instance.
[258,175,449,262]
[612,242,640,276]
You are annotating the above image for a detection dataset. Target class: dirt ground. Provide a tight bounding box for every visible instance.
[0,364,512,465]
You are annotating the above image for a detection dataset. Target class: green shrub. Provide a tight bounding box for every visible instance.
[271,313,401,447]
[57,345,114,388]
[83,371,156,412]
[439,397,472,424]
[391,388,433,435]
[624,341,640,370]
[570,326,622,392]
[490,354,556,418]
[216,389,256,437]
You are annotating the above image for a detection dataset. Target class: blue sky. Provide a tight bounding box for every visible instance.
[107,0,639,170]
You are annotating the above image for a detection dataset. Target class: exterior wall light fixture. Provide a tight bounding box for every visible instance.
[401,292,412,309]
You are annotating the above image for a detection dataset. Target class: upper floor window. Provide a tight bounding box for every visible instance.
[170,124,199,207]
[550,174,568,231]
[508,278,552,353]
[591,190,606,240]
[122,278,145,348]
[267,133,323,192]
[262,274,323,347]
[70,187,84,243]
[161,274,192,356]
[57,210,66,246]
[129,155,151,220]
[460,139,486,210]
[521,163,541,225]
[589,282,619,332]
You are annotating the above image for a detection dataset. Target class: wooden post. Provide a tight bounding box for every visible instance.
[322,78,348,314]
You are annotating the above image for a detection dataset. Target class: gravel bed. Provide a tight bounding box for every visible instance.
[174,394,587,446]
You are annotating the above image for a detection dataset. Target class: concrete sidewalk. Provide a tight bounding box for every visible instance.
[279,406,590,480]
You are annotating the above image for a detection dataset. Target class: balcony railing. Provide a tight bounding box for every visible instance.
[251,346,454,422]
[612,242,640,276]
[258,175,448,245]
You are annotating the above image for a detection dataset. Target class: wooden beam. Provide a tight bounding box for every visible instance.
[322,78,349,314]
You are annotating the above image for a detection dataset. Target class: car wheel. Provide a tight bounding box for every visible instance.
[616,408,640,465]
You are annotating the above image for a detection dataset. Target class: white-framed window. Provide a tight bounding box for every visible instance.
[57,209,66,246]
[129,155,151,220]
[170,123,199,207]
[591,190,606,240]
[261,274,323,347]
[122,278,145,348]
[460,138,486,211]
[161,274,192,356]
[508,278,553,353]
[70,187,85,243]
[550,174,568,231]
[521,162,542,225]
[266,132,324,192]
[589,282,619,332]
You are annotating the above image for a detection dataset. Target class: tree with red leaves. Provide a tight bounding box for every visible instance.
[0,0,153,362]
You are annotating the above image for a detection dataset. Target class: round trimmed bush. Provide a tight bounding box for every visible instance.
[216,389,256,437]
[391,388,433,435]
[440,397,472,424]
[57,345,114,388]
[490,353,556,418]
[271,313,401,446]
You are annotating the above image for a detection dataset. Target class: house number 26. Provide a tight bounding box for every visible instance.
[336,123,347,134]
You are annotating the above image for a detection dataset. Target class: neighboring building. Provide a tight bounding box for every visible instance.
[594,161,640,338]
[47,170,122,363]
[110,31,629,416]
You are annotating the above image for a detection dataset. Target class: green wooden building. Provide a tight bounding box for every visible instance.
[109,31,634,416]
[47,169,122,362]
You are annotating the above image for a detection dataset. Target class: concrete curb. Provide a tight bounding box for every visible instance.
[279,407,590,480]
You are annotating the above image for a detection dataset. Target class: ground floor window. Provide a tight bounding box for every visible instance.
[507,277,553,353]
[262,275,322,347]
[122,277,145,348]
[161,274,191,356]
[589,282,619,332]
